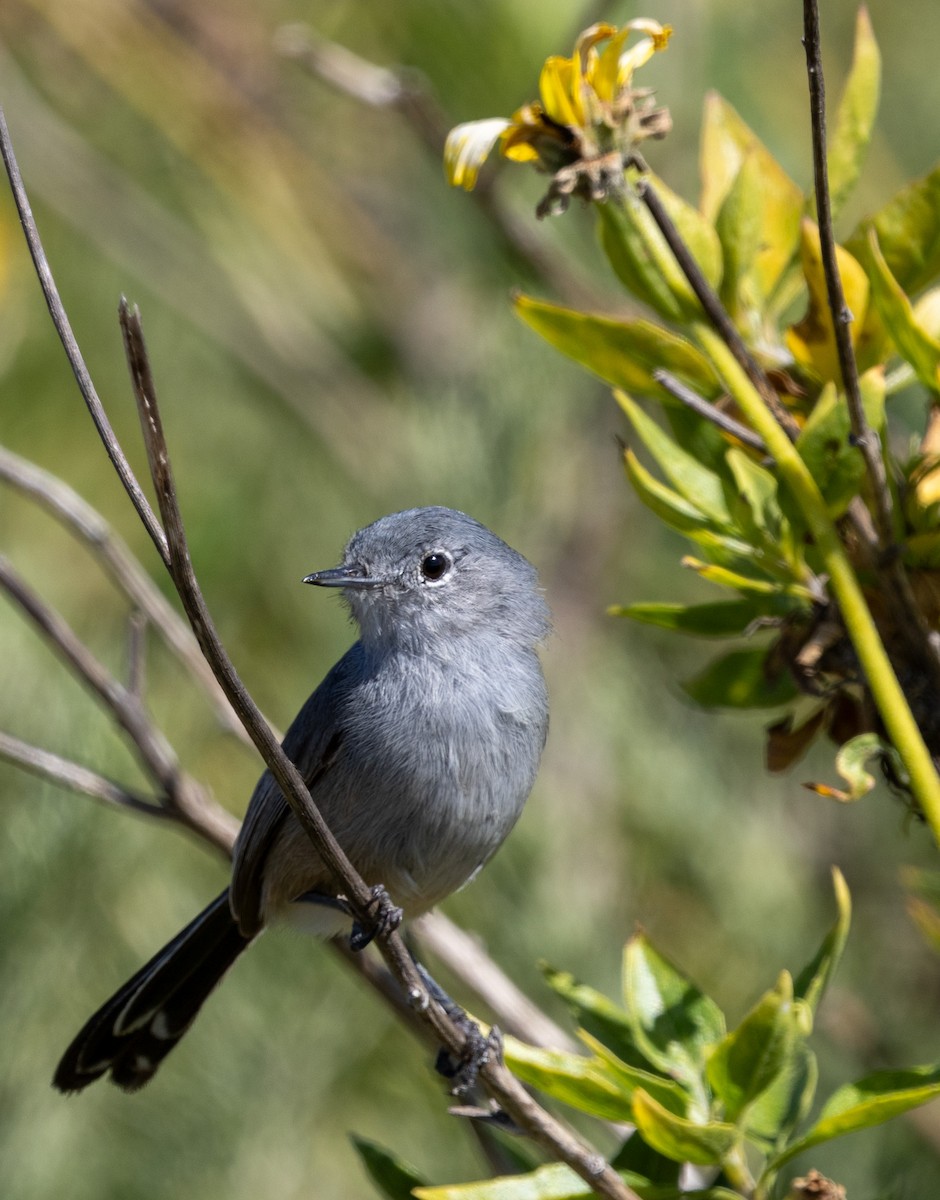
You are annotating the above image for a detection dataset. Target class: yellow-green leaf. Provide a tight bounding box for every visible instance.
[786,220,870,382]
[578,1030,691,1116]
[826,7,881,221]
[622,448,714,535]
[503,1039,634,1122]
[715,150,802,313]
[794,370,885,518]
[681,558,807,600]
[540,964,643,1069]
[622,933,725,1107]
[863,229,940,393]
[705,972,799,1123]
[767,1064,940,1174]
[803,732,884,802]
[699,93,802,299]
[648,170,723,294]
[599,195,693,322]
[632,1089,739,1166]
[413,1161,598,1199]
[617,392,732,526]
[746,1042,818,1153]
[610,599,764,637]
[793,867,852,1016]
[598,170,722,322]
[513,294,720,399]
[845,161,940,296]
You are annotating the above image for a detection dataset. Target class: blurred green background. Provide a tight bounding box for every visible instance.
[2,1,940,1196]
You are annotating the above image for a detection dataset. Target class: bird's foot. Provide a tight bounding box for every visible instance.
[349,884,403,951]
[436,1022,504,1097]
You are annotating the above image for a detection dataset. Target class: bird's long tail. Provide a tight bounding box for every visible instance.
[53,889,251,1093]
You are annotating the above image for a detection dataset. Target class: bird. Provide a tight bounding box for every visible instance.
[53,506,550,1093]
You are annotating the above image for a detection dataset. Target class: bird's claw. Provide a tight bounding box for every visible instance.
[436,1022,504,1097]
[348,884,403,952]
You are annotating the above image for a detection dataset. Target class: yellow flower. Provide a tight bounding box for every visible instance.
[444,20,672,216]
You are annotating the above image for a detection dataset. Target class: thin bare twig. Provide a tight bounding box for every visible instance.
[800,0,940,684]
[0,106,168,566]
[0,730,170,820]
[0,553,238,854]
[653,370,768,453]
[0,443,249,740]
[117,306,635,1199]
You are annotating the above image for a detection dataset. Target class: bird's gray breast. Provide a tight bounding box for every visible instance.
[326,640,547,912]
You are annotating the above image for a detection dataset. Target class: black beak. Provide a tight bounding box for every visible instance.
[303,564,383,589]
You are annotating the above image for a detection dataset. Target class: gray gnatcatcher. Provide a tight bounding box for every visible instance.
[54,506,550,1092]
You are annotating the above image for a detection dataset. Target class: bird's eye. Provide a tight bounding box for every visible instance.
[420,552,451,582]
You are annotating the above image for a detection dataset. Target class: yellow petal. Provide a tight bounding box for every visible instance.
[592,27,632,103]
[501,104,547,163]
[538,55,581,127]
[443,118,511,190]
[617,21,673,89]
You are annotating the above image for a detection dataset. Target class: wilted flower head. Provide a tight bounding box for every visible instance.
[445,20,672,217]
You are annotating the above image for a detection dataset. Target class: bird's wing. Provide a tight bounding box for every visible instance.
[229,642,364,936]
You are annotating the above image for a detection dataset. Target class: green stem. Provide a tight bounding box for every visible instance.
[696,325,940,839]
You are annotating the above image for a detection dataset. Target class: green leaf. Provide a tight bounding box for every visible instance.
[715,148,803,313]
[745,1042,818,1153]
[803,732,885,802]
[863,228,940,392]
[662,403,731,476]
[513,294,720,399]
[415,1162,739,1200]
[622,448,716,537]
[794,371,886,517]
[598,171,721,323]
[827,7,881,221]
[351,1136,429,1200]
[579,1030,691,1116]
[705,972,799,1123]
[793,867,852,1016]
[622,933,725,1108]
[681,558,809,600]
[610,599,764,637]
[714,152,765,317]
[648,170,724,294]
[699,93,802,299]
[617,392,732,526]
[725,448,782,542]
[845,161,940,296]
[540,964,647,1069]
[632,1089,739,1167]
[599,195,692,322]
[682,647,799,710]
[413,1162,597,1200]
[503,1039,634,1122]
[767,1064,940,1173]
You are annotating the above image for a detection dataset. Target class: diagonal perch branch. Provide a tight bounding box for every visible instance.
[1,94,635,1200]
[117,303,639,1200]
